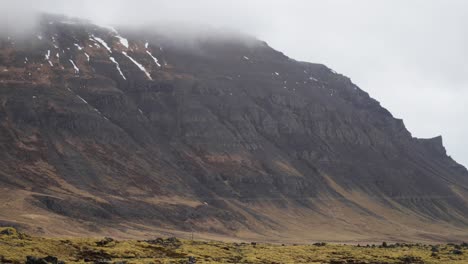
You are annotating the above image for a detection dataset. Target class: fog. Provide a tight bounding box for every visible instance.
[2,0,468,167]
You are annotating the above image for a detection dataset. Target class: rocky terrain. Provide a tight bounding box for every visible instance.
[0,14,467,242]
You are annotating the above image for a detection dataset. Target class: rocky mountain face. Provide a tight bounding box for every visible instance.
[0,15,467,242]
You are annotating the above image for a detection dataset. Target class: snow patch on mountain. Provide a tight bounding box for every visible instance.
[92,35,112,53]
[109,57,126,80]
[69,59,79,73]
[45,50,53,67]
[76,95,88,104]
[146,51,161,67]
[122,51,152,80]
[116,36,129,48]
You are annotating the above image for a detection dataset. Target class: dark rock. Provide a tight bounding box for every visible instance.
[77,248,112,262]
[187,256,196,264]
[26,256,64,264]
[43,256,58,264]
[144,237,182,248]
[96,237,115,247]
[93,261,111,264]
[329,260,346,264]
[398,256,424,264]
[26,256,48,264]
[313,242,327,247]
[0,228,16,236]
[145,238,164,244]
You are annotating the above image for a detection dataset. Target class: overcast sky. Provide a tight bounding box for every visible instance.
[3,0,468,167]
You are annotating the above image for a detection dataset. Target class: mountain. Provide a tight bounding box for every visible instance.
[0,15,467,243]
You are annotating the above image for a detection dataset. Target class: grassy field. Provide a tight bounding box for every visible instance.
[0,227,466,263]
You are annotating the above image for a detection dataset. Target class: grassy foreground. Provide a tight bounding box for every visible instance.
[0,227,466,264]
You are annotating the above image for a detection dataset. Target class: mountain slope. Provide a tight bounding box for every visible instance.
[0,15,467,242]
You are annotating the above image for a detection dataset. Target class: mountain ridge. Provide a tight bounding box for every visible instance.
[0,14,467,242]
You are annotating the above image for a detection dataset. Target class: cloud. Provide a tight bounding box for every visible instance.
[32,0,268,34]
[0,0,39,37]
[1,0,467,166]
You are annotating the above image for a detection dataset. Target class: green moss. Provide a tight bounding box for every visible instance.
[0,228,466,263]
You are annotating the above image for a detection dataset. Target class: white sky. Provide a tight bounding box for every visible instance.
[2,0,467,167]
